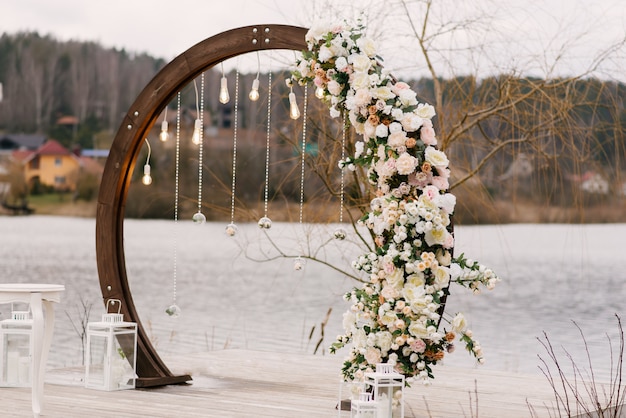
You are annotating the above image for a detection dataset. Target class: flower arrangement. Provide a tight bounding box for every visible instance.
[291,21,500,385]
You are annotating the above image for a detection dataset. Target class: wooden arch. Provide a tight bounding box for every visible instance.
[95,25,307,387]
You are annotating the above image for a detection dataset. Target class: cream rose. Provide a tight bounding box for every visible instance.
[424,146,449,169]
[350,53,372,72]
[357,36,377,57]
[396,152,418,175]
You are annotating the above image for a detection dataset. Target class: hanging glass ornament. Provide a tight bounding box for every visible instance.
[334,228,347,240]
[192,212,206,224]
[293,256,306,271]
[258,216,272,229]
[225,223,238,237]
[165,304,181,317]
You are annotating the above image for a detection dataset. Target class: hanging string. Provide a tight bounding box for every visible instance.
[294,84,308,271]
[298,84,308,227]
[334,111,348,240]
[226,70,240,236]
[258,58,273,230]
[166,92,182,317]
[192,74,206,224]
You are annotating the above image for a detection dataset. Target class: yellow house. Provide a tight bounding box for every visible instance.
[12,139,81,191]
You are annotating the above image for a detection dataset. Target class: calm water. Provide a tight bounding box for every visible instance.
[0,215,624,382]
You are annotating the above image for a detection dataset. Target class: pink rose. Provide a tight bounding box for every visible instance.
[420,120,437,145]
[410,339,426,353]
[431,176,449,190]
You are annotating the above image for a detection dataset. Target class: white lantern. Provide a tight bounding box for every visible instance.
[364,363,405,418]
[0,309,33,387]
[85,299,137,391]
[351,391,379,418]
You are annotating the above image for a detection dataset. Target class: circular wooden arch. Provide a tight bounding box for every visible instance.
[95,24,307,387]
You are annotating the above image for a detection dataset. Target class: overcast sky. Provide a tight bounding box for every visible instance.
[2,0,625,80]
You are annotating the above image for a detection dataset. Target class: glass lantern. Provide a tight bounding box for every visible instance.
[85,299,137,391]
[364,363,405,418]
[351,392,379,418]
[0,309,33,387]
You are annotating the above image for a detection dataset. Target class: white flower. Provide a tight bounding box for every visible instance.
[437,193,456,214]
[357,36,377,57]
[376,124,389,138]
[371,86,395,100]
[395,152,418,175]
[354,141,365,158]
[452,313,468,332]
[351,72,370,90]
[349,53,372,72]
[305,23,330,43]
[416,103,436,119]
[335,56,349,71]
[318,45,333,62]
[424,146,449,169]
[401,112,424,132]
[327,80,342,96]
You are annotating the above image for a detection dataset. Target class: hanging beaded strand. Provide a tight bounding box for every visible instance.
[258,61,273,230]
[334,111,348,240]
[192,74,206,224]
[166,92,182,317]
[294,84,308,271]
[225,70,240,236]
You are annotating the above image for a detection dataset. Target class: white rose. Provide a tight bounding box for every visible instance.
[351,72,371,90]
[395,152,418,175]
[305,24,330,43]
[437,193,456,214]
[377,331,393,354]
[318,45,333,62]
[433,266,450,286]
[398,89,418,107]
[327,80,342,96]
[335,56,349,71]
[355,141,365,158]
[371,86,395,101]
[350,53,372,73]
[357,36,377,57]
[387,131,407,149]
[452,313,467,332]
[416,103,436,119]
[424,146,449,169]
[401,113,424,132]
[388,122,403,134]
[376,123,389,138]
[408,321,429,338]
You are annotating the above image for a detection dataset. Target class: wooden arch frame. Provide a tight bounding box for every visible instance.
[95,24,307,387]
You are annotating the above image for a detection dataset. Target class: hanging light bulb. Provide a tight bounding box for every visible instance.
[315,86,325,99]
[191,119,202,145]
[142,164,152,185]
[159,120,169,142]
[219,76,230,104]
[249,78,260,101]
[289,88,300,120]
[142,138,152,185]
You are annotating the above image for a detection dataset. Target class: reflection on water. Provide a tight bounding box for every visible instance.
[0,216,624,382]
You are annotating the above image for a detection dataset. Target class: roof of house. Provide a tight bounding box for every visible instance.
[11,139,77,164]
[0,134,47,151]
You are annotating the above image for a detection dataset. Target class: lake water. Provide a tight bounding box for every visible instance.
[0,215,624,383]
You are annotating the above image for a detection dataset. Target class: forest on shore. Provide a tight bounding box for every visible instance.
[0,32,624,224]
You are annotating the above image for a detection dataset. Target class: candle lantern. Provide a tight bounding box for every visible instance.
[85,299,137,391]
[0,308,33,387]
[351,391,379,418]
[364,363,405,418]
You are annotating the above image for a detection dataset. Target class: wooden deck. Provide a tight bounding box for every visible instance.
[0,349,575,417]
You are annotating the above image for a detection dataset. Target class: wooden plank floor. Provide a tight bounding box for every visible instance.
[0,349,571,417]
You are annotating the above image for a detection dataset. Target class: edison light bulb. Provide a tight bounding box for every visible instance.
[142,164,152,185]
[289,91,300,120]
[191,119,202,145]
[219,76,230,104]
[159,120,169,142]
[249,78,260,101]
[315,87,325,99]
